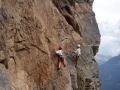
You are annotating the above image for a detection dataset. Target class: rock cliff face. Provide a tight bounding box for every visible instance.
[0,0,100,90]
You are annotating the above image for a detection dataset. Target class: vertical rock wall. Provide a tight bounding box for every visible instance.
[0,0,100,90]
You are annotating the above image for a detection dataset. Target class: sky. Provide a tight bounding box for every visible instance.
[93,0,120,56]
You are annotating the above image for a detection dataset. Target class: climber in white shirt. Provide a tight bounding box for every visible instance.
[74,44,81,67]
[55,46,66,70]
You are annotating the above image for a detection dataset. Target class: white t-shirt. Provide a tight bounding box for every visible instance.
[75,48,81,56]
[56,50,63,56]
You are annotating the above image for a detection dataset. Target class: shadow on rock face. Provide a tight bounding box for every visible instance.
[52,0,82,36]
[0,51,8,69]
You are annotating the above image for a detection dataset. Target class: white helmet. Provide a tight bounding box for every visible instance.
[77,44,80,47]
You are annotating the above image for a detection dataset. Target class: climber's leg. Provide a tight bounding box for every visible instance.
[75,56,79,67]
[58,58,61,70]
[61,56,66,67]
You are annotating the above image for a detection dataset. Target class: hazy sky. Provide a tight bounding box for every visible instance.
[93,0,120,56]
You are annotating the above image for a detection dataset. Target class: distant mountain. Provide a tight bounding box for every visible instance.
[99,55,120,90]
[95,54,112,65]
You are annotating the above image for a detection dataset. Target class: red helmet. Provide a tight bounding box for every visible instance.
[58,46,62,50]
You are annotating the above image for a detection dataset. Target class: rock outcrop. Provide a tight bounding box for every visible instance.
[0,0,100,90]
